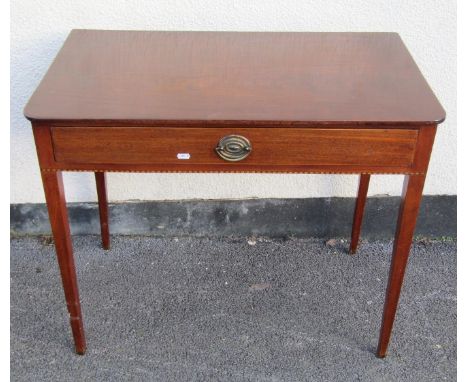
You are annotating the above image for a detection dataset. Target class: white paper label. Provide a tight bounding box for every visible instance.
[177,153,191,160]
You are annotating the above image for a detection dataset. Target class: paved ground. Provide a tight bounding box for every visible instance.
[11,236,456,381]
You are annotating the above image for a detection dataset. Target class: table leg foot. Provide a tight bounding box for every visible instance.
[70,316,87,355]
[349,174,370,254]
[376,174,425,357]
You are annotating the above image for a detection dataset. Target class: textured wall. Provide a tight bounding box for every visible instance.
[11,0,456,203]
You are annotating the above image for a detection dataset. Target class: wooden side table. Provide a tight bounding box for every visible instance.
[24,30,445,357]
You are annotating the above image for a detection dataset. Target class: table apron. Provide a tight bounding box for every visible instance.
[32,125,436,175]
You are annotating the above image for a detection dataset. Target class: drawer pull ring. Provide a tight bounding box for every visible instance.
[215,135,252,162]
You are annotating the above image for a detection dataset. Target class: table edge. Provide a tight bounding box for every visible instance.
[25,117,446,128]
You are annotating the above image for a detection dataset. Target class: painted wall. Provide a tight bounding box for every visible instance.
[11,0,456,203]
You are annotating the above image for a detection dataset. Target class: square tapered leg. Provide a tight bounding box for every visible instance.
[95,172,110,250]
[377,174,426,357]
[41,170,86,355]
[349,174,371,254]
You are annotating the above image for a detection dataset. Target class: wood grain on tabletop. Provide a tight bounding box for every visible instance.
[24,30,445,126]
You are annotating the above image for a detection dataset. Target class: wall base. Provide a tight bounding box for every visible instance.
[10,196,456,239]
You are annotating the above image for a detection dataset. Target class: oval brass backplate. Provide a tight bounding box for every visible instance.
[215,135,252,162]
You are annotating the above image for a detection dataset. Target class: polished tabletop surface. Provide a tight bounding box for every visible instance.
[24,30,445,126]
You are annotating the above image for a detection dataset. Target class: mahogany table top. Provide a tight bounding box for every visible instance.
[24,30,445,127]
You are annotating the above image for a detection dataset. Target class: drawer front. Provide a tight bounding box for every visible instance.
[51,127,418,168]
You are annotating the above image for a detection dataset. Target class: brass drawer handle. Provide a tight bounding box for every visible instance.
[215,135,252,162]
